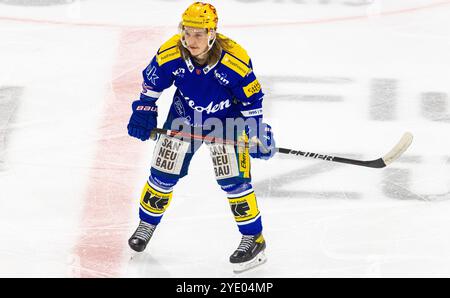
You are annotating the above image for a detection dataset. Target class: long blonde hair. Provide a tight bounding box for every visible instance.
[177,33,232,66]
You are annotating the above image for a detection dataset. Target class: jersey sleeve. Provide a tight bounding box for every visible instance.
[230,59,264,120]
[139,35,182,102]
[140,56,175,102]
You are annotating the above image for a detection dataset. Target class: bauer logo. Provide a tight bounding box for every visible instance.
[136,105,157,112]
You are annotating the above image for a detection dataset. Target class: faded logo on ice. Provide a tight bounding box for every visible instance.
[0,86,22,171]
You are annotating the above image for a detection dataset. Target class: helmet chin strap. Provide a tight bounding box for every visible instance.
[181,29,216,60]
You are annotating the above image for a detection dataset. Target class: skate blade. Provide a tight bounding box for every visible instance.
[232,251,267,273]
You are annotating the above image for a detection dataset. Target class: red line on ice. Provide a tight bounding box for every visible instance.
[71,28,163,277]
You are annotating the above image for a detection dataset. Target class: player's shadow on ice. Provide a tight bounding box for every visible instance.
[253,158,362,200]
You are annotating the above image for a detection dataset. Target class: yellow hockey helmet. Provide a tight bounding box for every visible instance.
[181,2,218,30]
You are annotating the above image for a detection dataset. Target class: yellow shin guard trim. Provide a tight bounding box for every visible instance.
[140,182,173,215]
[228,191,260,223]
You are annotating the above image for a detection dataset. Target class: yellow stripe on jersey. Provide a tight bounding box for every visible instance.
[221,53,250,77]
[218,34,251,65]
[243,79,261,98]
[156,46,181,66]
[140,182,173,215]
[158,34,181,54]
[228,192,259,223]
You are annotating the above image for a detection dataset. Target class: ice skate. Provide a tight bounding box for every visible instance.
[128,220,156,252]
[230,233,267,273]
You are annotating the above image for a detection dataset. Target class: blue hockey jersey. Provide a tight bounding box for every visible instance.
[139,34,264,128]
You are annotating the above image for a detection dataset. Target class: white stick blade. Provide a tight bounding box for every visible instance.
[382,132,413,166]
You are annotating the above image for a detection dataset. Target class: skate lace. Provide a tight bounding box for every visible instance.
[135,221,156,242]
[236,235,256,252]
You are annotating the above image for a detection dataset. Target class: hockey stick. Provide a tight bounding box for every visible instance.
[151,128,413,169]
[278,132,413,168]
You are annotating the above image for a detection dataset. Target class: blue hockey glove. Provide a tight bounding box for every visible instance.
[246,121,276,160]
[127,100,158,141]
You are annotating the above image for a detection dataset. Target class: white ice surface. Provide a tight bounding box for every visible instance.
[0,0,449,277]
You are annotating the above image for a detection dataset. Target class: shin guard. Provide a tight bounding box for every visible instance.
[227,188,262,235]
[139,181,173,226]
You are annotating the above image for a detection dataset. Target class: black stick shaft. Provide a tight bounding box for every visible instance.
[277,147,386,168]
[152,128,387,168]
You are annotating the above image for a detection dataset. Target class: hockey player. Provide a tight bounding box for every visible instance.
[126,2,276,273]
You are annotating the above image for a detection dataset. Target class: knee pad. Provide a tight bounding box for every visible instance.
[151,134,192,178]
[208,142,251,186]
